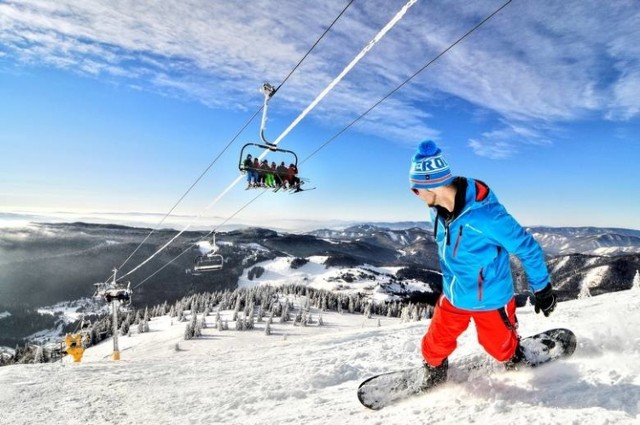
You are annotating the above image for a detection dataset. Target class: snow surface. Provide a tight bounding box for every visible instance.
[2,289,640,424]
[0,311,11,320]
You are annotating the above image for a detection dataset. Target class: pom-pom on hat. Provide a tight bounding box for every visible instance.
[409,140,453,189]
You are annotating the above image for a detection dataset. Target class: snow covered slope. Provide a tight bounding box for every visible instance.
[2,289,640,424]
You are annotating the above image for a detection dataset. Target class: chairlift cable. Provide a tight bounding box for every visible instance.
[111,2,356,279]
[265,0,419,151]
[120,0,418,281]
[112,106,263,278]
[301,0,514,165]
[274,0,356,94]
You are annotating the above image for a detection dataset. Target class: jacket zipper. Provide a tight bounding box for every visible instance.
[478,268,484,301]
[453,226,463,257]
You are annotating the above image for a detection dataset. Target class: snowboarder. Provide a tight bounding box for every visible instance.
[408,140,558,388]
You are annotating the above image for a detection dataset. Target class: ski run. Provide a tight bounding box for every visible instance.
[2,288,640,424]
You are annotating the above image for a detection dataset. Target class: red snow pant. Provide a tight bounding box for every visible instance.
[422,296,518,367]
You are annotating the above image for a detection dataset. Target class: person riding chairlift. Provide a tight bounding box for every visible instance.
[276,161,289,189]
[260,159,274,187]
[243,154,258,188]
[254,158,264,186]
[288,163,301,192]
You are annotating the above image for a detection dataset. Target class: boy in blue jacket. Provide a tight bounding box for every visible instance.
[409,140,557,387]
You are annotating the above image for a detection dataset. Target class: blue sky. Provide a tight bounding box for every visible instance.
[1,0,639,231]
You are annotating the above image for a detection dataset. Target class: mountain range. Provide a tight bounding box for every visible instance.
[1,221,639,347]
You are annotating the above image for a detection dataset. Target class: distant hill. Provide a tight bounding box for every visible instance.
[1,221,639,346]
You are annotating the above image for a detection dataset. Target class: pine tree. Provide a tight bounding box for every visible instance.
[234,296,242,319]
[33,345,44,364]
[280,304,289,323]
[257,306,264,323]
[265,321,271,336]
[236,314,245,331]
[184,323,193,340]
[138,321,144,333]
[318,313,324,326]
[633,270,640,290]
[400,305,410,323]
[217,319,223,332]
[364,303,372,319]
[578,283,592,299]
[120,317,131,336]
[194,317,202,338]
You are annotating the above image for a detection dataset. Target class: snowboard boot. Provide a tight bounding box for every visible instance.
[504,341,528,371]
[421,358,448,391]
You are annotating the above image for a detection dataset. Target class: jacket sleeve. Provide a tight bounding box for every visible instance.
[478,202,550,292]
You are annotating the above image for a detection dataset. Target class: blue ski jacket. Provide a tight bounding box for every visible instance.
[430,178,549,311]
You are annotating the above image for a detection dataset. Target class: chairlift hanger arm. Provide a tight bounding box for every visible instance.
[260,82,277,145]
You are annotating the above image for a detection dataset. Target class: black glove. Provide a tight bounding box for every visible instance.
[534,283,557,317]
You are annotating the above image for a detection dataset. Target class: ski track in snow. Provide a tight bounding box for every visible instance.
[2,290,640,425]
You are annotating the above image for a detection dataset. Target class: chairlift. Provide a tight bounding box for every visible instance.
[93,269,133,306]
[238,82,313,193]
[193,233,224,273]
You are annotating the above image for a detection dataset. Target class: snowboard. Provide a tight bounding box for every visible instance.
[357,328,576,410]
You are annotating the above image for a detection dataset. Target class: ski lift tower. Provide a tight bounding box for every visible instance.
[109,268,121,361]
[94,268,132,361]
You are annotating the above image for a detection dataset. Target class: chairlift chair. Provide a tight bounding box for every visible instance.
[193,232,224,272]
[238,82,313,193]
[93,270,133,306]
[194,253,224,272]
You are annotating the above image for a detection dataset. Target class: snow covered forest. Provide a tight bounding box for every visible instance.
[2,284,433,365]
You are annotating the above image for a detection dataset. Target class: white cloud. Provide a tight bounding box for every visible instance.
[1,0,638,156]
[467,122,551,159]
[607,71,640,120]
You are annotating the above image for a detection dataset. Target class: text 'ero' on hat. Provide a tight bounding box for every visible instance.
[409,140,453,189]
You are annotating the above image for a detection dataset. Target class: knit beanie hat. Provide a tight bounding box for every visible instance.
[409,140,453,189]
